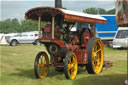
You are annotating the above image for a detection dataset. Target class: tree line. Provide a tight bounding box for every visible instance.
[0,8,115,33]
[0,19,38,33]
[83,8,115,14]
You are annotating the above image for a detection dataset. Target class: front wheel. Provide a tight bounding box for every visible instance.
[34,52,49,78]
[64,51,78,80]
[10,40,18,46]
[86,37,104,74]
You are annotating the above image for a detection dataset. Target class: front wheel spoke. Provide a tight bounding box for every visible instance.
[71,67,74,72]
[95,66,98,72]
[94,58,97,63]
[44,64,48,67]
[96,59,99,64]
[92,63,96,69]
[94,60,97,66]
[39,64,44,68]
[40,56,44,63]
[92,61,96,68]
[41,67,47,75]
[39,68,42,74]
[39,67,45,75]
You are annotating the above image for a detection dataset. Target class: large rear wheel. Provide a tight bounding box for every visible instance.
[34,52,49,78]
[64,51,78,80]
[86,37,104,74]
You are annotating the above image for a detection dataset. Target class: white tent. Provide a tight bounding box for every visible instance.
[0,33,18,45]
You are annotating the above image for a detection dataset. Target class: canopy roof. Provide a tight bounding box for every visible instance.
[25,7,106,24]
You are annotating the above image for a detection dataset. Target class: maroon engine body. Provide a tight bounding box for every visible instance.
[39,24,91,66]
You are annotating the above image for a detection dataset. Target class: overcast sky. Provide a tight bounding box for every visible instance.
[1,0,115,21]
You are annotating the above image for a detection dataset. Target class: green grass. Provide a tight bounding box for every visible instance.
[0,45,127,85]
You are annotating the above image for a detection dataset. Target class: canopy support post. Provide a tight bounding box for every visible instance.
[52,16,55,39]
[83,23,85,28]
[38,16,41,39]
[79,23,81,33]
[90,24,96,37]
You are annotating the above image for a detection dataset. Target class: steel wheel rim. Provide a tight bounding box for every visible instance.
[12,41,16,46]
[38,53,49,78]
[92,39,104,74]
[68,53,77,80]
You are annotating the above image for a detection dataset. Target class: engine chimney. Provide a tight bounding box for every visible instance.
[55,0,62,8]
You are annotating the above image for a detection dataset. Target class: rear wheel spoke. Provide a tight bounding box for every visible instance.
[68,64,73,70]
[96,48,101,53]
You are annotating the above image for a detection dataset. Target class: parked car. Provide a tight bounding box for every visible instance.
[6,31,40,46]
[113,27,128,48]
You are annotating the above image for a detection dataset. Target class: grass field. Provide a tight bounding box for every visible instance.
[0,44,127,85]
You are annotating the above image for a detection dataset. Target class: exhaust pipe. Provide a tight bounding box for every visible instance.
[55,0,62,8]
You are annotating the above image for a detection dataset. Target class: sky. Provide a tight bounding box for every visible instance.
[1,0,116,21]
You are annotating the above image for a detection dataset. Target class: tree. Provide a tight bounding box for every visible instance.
[11,18,20,32]
[83,8,115,15]
[83,8,98,14]
[106,9,115,14]
[0,18,20,33]
[20,20,38,32]
[20,20,47,32]
[98,8,107,14]
[0,18,48,33]
[0,19,13,33]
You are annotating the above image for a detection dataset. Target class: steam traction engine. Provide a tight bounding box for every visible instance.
[25,7,107,80]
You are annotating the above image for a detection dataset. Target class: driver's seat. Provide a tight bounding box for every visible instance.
[44,24,52,38]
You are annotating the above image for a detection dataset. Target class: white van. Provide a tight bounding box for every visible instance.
[113,27,128,48]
